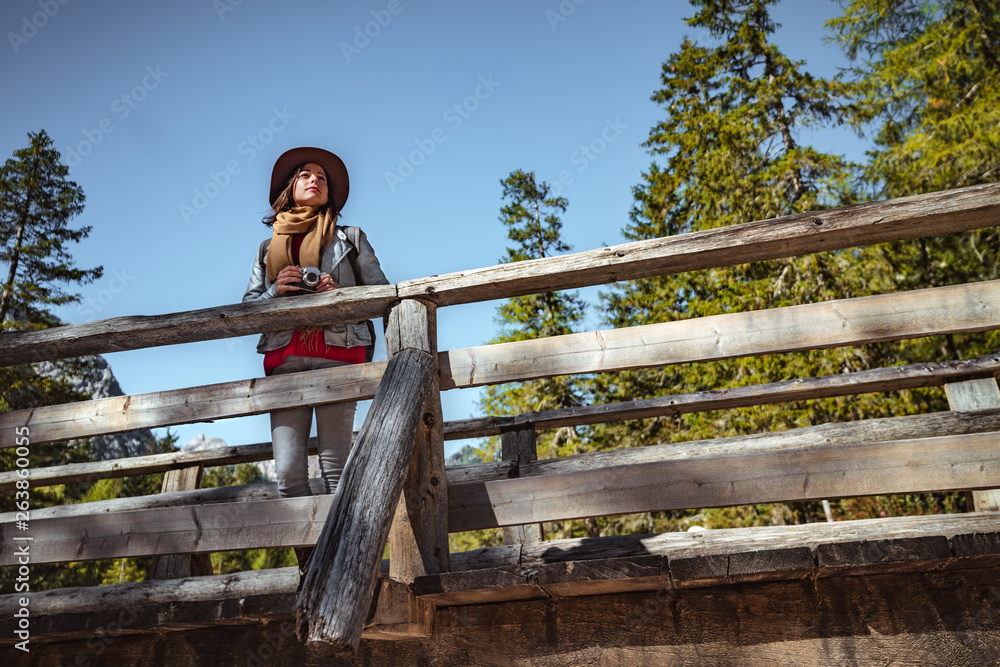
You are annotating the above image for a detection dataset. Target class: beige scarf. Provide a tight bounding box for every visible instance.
[266,206,337,282]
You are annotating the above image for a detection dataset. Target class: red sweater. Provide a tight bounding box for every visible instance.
[263,234,366,375]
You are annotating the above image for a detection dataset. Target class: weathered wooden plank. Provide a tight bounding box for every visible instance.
[444,353,1000,439]
[452,408,1000,485]
[0,479,296,524]
[0,479,335,527]
[533,556,666,598]
[13,394,1000,494]
[720,546,817,583]
[15,350,996,492]
[951,532,1000,568]
[946,377,1000,511]
[385,299,450,583]
[0,362,384,447]
[0,284,398,366]
[5,513,1000,645]
[404,568,1000,665]
[399,182,1000,306]
[0,566,298,617]
[8,423,1000,568]
[439,512,1000,584]
[417,519,1000,603]
[11,354,994,492]
[6,513,999,617]
[10,408,999,531]
[447,432,1000,531]
[4,184,997,368]
[668,547,819,589]
[815,535,953,577]
[0,496,333,566]
[515,512,1000,566]
[6,280,1000,448]
[0,441,294,492]
[500,425,544,545]
[439,279,1000,389]
[0,566,418,645]
[10,568,1000,665]
[411,566,550,606]
[296,347,437,649]
[149,466,213,579]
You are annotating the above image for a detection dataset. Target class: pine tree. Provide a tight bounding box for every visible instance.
[0,132,141,590]
[590,0,927,533]
[0,130,102,517]
[478,170,588,461]
[459,171,589,549]
[599,0,869,432]
[831,0,1000,197]
[829,0,1000,354]
[801,0,1000,522]
[0,129,103,503]
[0,129,102,325]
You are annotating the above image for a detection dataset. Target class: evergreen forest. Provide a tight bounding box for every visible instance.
[459,0,1000,551]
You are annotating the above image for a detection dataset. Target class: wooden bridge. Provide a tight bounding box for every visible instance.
[3,184,1000,665]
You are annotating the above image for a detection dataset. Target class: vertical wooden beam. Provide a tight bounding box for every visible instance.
[363,573,435,639]
[296,345,437,649]
[150,466,213,578]
[386,298,450,582]
[501,425,544,544]
[945,377,1000,512]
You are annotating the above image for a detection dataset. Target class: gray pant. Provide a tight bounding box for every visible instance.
[269,355,357,498]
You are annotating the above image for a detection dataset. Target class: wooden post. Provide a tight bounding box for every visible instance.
[386,299,450,582]
[295,339,436,650]
[501,425,544,544]
[363,573,435,639]
[945,377,1000,511]
[149,465,213,579]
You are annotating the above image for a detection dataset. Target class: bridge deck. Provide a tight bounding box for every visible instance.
[5,512,999,647]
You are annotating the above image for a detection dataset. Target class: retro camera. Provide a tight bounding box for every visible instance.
[295,266,323,293]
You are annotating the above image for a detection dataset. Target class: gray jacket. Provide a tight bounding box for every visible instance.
[242,225,390,354]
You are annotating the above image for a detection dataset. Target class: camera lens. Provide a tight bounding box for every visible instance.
[301,267,321,288]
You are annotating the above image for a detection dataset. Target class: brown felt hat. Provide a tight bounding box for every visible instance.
[269,147,349,210]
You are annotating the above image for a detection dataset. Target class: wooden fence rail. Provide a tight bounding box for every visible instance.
[8,408,1000,567]
[4,279,1000,448]
[0,362,386,446]
[449,432,1000,531]
[6,512,1000,626]
[1,183,998,367]
[447,353,1000,437]
[4,353,1000,494]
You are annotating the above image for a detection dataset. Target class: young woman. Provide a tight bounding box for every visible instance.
[242,147,388,578]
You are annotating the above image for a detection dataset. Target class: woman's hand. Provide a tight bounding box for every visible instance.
[315,273,339,293]
[275,265,303,295]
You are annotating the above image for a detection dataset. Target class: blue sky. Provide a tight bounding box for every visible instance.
[1,0,867,457]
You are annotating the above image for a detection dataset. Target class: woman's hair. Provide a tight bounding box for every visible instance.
[261,163,340,226]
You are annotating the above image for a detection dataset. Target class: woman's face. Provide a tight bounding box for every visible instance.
[291,163,329,207]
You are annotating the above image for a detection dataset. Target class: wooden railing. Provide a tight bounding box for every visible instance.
[3,183,1000,651]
